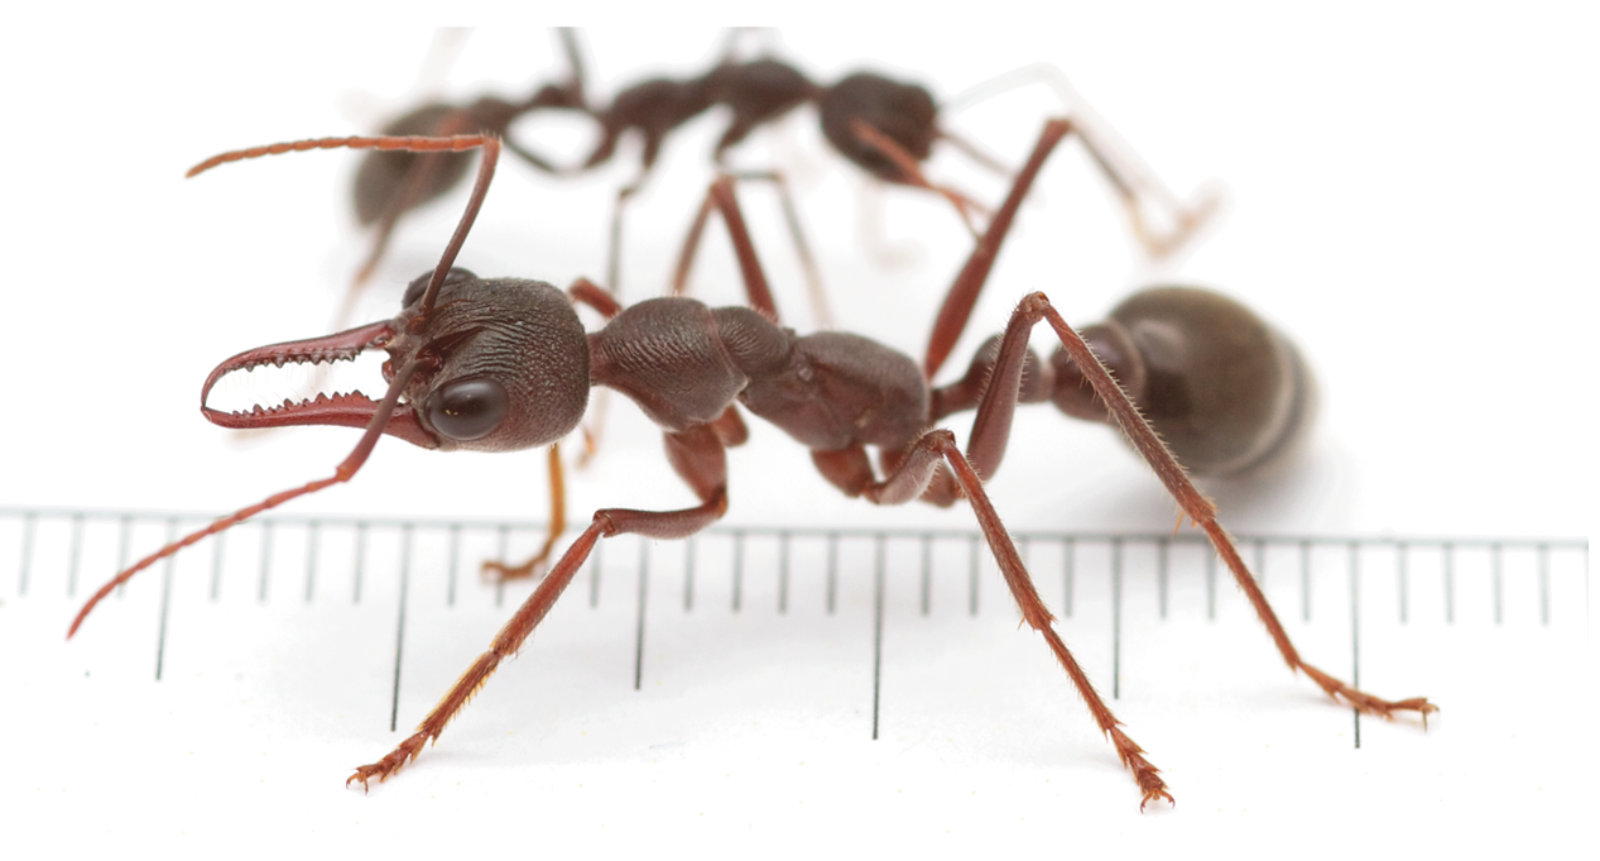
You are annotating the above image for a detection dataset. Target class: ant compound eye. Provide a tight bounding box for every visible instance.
[403,267,478,308]
[425,377,506,442]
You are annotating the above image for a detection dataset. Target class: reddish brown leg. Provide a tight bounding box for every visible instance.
[811,434,1170,809]
[850,119,987,239]
[568,277,624,320]
[923,118,1070,380]
[566,278,623,469]
[671,171,831,327]
[920,114,1223,382]
[481,443,568,583]
[349,425,730,788]
[991,292,1438,723]
[942,63,1219,258]
[669,175,778,320]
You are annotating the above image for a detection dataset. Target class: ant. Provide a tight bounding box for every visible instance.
[551,31,1219,306]
[68,120,1434,809]
[342,31,1216,316]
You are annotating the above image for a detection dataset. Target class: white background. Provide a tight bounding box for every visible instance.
[1,4,1593,857]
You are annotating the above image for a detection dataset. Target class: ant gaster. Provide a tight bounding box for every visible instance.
[72,125,1433,810]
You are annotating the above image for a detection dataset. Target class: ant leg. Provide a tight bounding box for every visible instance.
[673,171,829,327]
[1071,124,1221,259]
[349,424,730,789]
[670,175,776,318]
[997,292,1438,722]
[924,119,1071,379]
[481,443,568,583]
[849,119,988,239]
[810,435,1170,810]
[605,172,651,296]
[941,62,1220,258]
[938,128,1010,177]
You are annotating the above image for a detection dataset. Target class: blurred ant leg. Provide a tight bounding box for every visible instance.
[810,432,1170,809]
[942,62,1220,259]
[1072,124,1220,259]
[938,128,1010,176]
[350,424,730,789]
[605,179,645,295]
[482,443,568,583]
[849,119,988,239]
[554,27,589,108]
[1006,291,1438,724]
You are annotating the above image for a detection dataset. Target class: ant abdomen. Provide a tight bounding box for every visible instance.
[1052,287,1315,477]
[818,72,938,181]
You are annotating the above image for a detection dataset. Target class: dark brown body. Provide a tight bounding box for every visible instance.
[107,131,1432,808]
[1057,287,1314,476]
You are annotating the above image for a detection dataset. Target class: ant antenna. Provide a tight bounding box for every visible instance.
[72,134,506,639]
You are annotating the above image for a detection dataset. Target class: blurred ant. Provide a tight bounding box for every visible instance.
[555,31,1220,314]
[342,31,1218,322]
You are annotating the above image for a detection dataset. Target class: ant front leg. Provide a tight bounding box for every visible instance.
[351,423,731,789]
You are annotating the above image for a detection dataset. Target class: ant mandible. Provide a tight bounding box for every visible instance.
[71,124,1433,810]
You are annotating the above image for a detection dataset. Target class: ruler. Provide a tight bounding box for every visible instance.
[1,506,1588,850]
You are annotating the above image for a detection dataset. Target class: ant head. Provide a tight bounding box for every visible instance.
[201,268,589,453]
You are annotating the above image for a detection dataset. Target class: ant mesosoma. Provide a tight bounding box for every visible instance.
[71,124,1433,810]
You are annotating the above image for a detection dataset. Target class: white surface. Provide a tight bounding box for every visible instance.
[1,6,1593,857]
